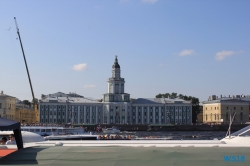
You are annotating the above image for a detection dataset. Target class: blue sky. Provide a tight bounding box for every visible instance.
[0,0,250,102]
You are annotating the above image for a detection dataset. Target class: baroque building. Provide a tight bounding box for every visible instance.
[39,57,192,125]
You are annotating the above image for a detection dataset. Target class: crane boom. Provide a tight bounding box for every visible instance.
[14,17,39,123]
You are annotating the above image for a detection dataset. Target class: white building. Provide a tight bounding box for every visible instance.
[39,57,192,125]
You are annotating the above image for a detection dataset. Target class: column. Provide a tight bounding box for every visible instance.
[84,106,86,123]
[147,106,149,124]
[65,104,68,123]
[107,105,110,124]
[153,106,155,124]
[71,106,74,123]
[136,106,138,124]
[159,106,161,124]
[78,106,80,124]
[95,106,97,124]
[90,106,92,124]
[125,105,127,124]
[142,106,144,124]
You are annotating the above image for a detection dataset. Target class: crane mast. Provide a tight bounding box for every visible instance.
[14,17,39,123]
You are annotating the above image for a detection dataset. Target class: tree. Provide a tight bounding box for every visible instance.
[23,100,31,106]
[156,92,200,123]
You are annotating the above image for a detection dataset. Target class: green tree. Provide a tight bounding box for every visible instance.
[23,100,31,106]
[155,92,200,123]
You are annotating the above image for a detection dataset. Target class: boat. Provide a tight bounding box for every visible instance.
[1,125,250,165]
[102,126,120,134]
[44,134,98,140]
[21,126,87,136]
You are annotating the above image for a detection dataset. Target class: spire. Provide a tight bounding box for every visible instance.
[112,55,120,69]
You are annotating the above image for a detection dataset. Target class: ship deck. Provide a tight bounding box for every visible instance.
[1,146,250,166]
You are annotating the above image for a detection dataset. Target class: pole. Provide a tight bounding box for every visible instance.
[14,17,38,123]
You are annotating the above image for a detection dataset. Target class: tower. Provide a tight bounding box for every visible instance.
[103,56,130,102]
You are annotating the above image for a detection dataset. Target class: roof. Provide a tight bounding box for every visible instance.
[132,98,191,104]
[202,98,250,104]
[0,95,16,100]
[40,96,101,104]
[0,117,23,149]
[0,117,20,130]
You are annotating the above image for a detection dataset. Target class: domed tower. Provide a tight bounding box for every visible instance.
[103,56,130,102]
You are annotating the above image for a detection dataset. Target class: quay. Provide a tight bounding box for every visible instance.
[72,124,249,132]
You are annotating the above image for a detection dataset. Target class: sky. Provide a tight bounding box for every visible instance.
[0,0,250,102]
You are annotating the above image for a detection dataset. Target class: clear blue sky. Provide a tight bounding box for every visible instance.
[0,0,250,102]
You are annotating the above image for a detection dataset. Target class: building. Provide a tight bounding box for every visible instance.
[0,91,16,120]
[15,100,36,124]
[39,57,192,125]
[202,95,250,124]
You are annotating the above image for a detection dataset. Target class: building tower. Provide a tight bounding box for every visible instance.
[103,56,130,102]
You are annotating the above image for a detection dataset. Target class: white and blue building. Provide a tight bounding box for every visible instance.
[39,56,192,125]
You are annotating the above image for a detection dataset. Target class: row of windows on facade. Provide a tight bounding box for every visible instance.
[40,110,190,117]
[40,119,101,123]
[132,106,191,110]
[205,112,245,121]
[40,105,191,110]
[205,107,246,110]
[40,105,102,110]
[0,103,15,109]
[40,117,190,124]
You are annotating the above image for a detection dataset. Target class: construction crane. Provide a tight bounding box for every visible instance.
[14,17,39,123]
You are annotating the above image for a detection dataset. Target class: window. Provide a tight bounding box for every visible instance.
[234,107,236,110]
[215,107,216,110]
[206,114,207,121]
[226,113,229,121]
[206,107,207,110]
[215,114,216,120]
[240,112,243,121]
[241,107,243,110]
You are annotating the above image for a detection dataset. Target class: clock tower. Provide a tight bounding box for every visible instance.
[103,56,130,102]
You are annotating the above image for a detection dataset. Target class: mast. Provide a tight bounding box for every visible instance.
[14,17,38,123]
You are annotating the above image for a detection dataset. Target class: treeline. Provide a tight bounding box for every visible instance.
[155,92,200,123]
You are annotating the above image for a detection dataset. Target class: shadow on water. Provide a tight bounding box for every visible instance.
[0,147,47,165]
[134,131,227,140]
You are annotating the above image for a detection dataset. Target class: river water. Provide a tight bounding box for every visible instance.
[120,131,228,140]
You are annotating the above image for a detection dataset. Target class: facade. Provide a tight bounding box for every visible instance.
[202,95,250,124]
[39,57,192,125]
[15,101,36,124]
[0,91,16,120]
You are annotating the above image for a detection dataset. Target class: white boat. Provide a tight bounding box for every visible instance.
[0,131,44,143]
[102,126,120,134]
[44,134,98,140]
[21,126,86,136]
[1,125,250,165]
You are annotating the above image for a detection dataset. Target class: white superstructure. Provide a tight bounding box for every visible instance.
[21,126,86,136]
